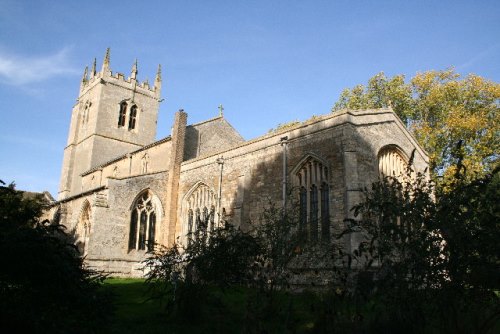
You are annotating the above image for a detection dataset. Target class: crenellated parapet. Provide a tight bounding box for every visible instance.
[80,48,161,99]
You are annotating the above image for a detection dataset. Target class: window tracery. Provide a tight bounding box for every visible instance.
[378,146,408,179]
[183,183,217,242]
[295,156,330,242]
[129,191,158,251]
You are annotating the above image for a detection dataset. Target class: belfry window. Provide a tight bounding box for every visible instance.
[118,102,127,127]
[295,157,330,242]
[129,191,158,251]
[128,105,137,130]
[183,183,217,242]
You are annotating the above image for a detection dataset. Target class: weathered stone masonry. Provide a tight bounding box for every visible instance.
[46,51,428,277]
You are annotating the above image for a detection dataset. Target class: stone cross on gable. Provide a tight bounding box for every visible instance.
[218,104,224,117]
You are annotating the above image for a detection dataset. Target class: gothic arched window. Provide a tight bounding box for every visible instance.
[76,201,91,256]
[378,146,408,179]
[183,183,217,242]
[129,191,159,251]
[118,102,127,127]
[128,105,137,130]
[295,156,330,242]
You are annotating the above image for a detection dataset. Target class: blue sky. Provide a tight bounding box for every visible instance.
[0,0,499,197]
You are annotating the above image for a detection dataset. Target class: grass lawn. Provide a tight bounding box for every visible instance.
[102,278,500,333]
[103,278,320,333]
[104,278,171,333]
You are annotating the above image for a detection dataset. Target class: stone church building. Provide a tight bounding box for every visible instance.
[47,50,428,277]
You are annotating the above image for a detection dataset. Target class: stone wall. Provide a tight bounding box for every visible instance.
[85,172,168,276]
[52,107,428,278]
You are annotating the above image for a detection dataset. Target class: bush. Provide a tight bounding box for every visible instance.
[0,180,112,334]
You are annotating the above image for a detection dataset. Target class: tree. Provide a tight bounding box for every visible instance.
[332,69,500,187]
[343,162,499,333]
[0,180,112,334]
[143,202,302,331]
[144,221,262,323]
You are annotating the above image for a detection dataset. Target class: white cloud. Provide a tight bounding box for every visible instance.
[0,47,79,85]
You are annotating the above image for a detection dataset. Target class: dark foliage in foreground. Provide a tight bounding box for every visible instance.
[144,151,499,333]
[0,180,112,334]
[338,157,500,333]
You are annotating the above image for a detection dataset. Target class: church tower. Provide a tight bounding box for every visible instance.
[58,49,162,199]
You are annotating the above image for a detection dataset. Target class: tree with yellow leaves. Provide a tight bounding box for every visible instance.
[332,69,499,187]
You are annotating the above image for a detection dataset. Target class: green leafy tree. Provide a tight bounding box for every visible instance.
[0,180,112,334]
[343,161,499,333]
[332,70,500,186]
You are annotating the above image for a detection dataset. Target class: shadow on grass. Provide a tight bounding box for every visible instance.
[104,278,170,334]
[103,278,320,333]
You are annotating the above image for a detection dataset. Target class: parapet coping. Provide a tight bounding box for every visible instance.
[181,107,420,166]
[50,186,106,206]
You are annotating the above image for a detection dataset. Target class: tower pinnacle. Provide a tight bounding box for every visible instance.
[81,66,88,82]
[90,58,97,78]
[101,48,110,74]
[131,59,138,80]
[155,64,162,82]
[154,64,162,92]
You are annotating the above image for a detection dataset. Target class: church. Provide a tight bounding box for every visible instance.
[46,49,428,277]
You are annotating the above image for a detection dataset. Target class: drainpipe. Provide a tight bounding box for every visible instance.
[280,136,288,215]
[216,156,224,226]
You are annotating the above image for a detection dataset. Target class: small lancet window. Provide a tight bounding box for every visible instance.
[118,102,127,127]
[128,105,137,130]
